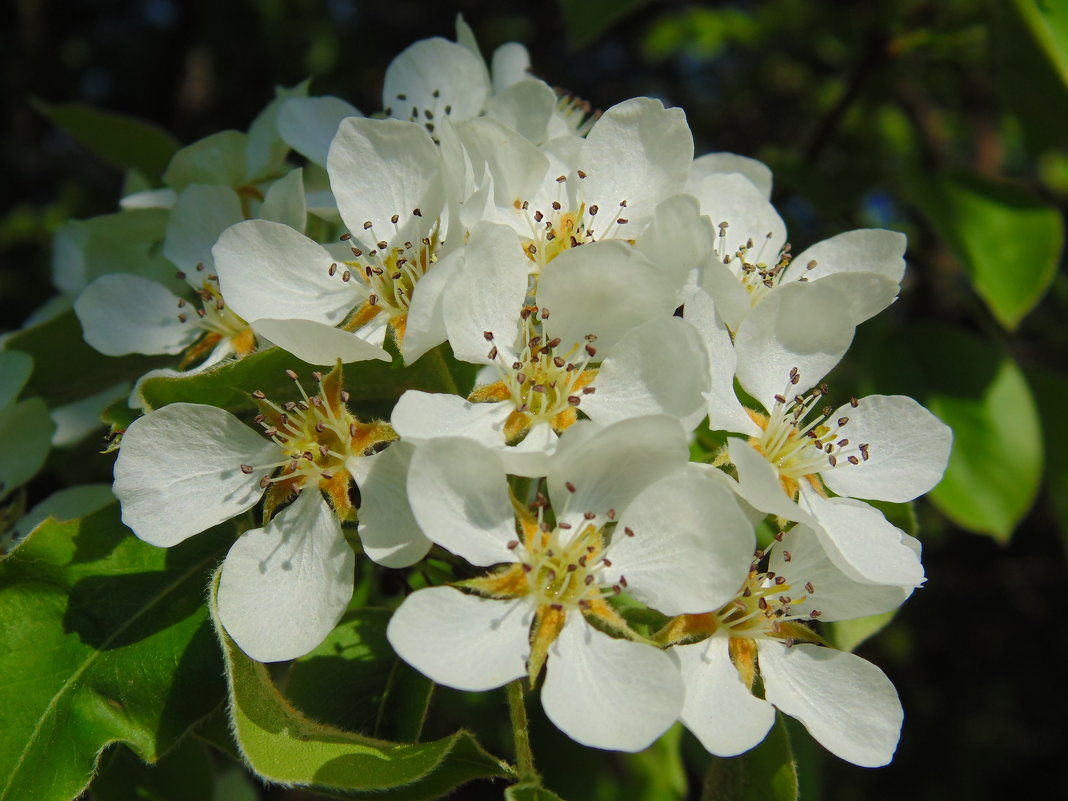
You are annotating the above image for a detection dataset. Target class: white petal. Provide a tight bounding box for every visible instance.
[75,274,197,356]
[581,317,710,428]
[688,152,773,199]
[697,258,753,335]
[446,223,535,364]
[113,403,276,547]
[277,96,361,167]
[491,42,531,92]
[260,168,307,232]
[691,173,786,261]
[768,524,913,621]
[164,184,243,273]
[484,78,555,145]
[218,491,354,662]
[214,219,360,325]
[798,488,925,588]
[328,117,444,246]
[582,98,694,228]
[352,442,432,568]
[251,319,388,365]
[406,436,517,566]
[383,37,490,123]
[537,241,676,353]
[821,395,952,502]
[733,280,856,406]
[787,229,906,287]
[610,472,754,614]
[387,588,530,691]
[759,641,902,767]
[498,420,557,478]
[392,390,509,447]
[677,635,776,756]
[457,117,548,208]
[635,194,716,295]
[799,271,901,328]
[727,438,810,524]
[682,286,758,435]
[541,614,683,752]
[549,416,688,526]
[0,398,54,498]
[402,247,465,364]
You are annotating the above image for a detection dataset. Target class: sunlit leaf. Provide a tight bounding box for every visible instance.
[0,507,229,801]
[701,716,798,801]
[210,573,513,798]
[827,610,897,653]
[910,171,1064,330]
[285,608,433,743]
[31,100,181,180]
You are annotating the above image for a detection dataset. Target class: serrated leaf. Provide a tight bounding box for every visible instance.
[137,344,479,417]
[4,308,169,408]
[0,507,229,801]
[31,100,181,179]
[701,716,798,801]
[91,739,214,801]
[864,324,1043,541]
[286,608,433,743]
[909,171,1064,330]
[210,574,513,798]
[560,0,649,49]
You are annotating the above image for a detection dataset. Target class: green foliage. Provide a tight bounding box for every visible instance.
[1027,367,1068,555]
[560,0,649,49]
[700,717,798,801]
[506,784,568,801]
[864,324,1043,542]
[30,100,181,181]
[827,610,897,653]
[91,739,215,801]
[909,171,1064,330]
[4,309,168,408]
[0,506,229,801]
[210,574,514,798]
[285,608,434,743]
[137,344,479,417]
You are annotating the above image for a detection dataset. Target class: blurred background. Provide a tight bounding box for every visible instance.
[3,0,1066,798]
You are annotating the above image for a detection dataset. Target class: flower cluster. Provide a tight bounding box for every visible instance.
[82,19,951,766]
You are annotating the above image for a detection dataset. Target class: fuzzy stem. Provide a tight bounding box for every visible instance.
[507,679,539,783]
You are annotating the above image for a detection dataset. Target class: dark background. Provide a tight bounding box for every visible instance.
[3,1,1066,799]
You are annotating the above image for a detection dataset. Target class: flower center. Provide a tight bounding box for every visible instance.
[174,266,255,367]
[713,222,808,306]
[515,171,633,271]
[749,369,869,489]
[553,89,598,136]
[474,304,598,438]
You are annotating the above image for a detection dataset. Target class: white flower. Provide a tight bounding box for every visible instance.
[387,416,756,751]
[669,525,911,767]
[112,365,427,660]
[392,227,706,474]
[215,116,462,365]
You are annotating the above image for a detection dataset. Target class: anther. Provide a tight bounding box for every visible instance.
[589,204,598,215]
[252,390,266,399]
[507,540,518,550]
[805,581,815,594]
[286,369,299,380]
[240,464,254,474]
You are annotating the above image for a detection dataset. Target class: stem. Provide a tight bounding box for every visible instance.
[507,680,538,783]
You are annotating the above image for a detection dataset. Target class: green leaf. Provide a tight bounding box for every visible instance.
[862,324,1043,541]
[1026,367,1068,555]
[285,608,433,743]
[988,0,1068,151]
[909,171,1064,330]
[827,609,897,653]
[506,783,568,801]
[624,722,687,800]
[210,574,513,798]
[164,131,249,190]
[137,344,479,416]
[3,308,169,408]
[31,100,181,179]
[559,0,649,49]
[91,739,214,801]
[0,506,229,801]
[700,716,798,801]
